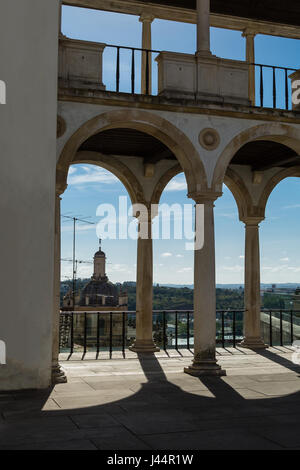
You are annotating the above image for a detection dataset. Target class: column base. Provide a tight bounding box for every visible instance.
[52,363,67,384]
[184,359,226,377]
[238,337,268,350]
[129,340,160,354]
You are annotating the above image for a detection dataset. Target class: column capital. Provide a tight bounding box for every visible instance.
[241,216,264,226]
[188,191,222,204]
[242,28,257,38]
[56,182,67,197]
[139,13,155,24]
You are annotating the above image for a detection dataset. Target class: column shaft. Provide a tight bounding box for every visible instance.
[196,0,211,55]
[243,30,256,105]
[240,221,267,349]
[140,15,153,94]
[130,215,159,353]
[185,199,225,376]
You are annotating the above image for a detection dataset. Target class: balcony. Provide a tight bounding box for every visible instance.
[58,37,299,112]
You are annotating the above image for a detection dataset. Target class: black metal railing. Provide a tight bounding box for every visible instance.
[103,45,297,110]
[261,309,300,347]
[105,44,161,96]
[253,64,297,110]
[59,309,300,357]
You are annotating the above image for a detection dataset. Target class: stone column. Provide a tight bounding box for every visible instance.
[196,0,211,56]
[185,194,225,376]
[240,218,267,349]
[242,29,256,106]
[52,190,67,384]
[140,14,154,95]
[130,206,159,353]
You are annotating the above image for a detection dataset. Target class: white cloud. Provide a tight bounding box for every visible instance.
[283,204,300,210]
[216,212,236,219]
[221,265,244,272]
[161,252,173,258]
[280,257,289,262]
[68,166,77,175]
[239,255,245,259]
[176,254,184,258]
[164,177,187,192]
[61,223,96,233]
[109,263,131,273]
[177,267,192,273]
[67,165,118,186]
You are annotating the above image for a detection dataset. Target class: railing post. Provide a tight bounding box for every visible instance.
[222,311,225,349]
[280,310,283,346]
[70,312,74,355]
[232,311,236,348]
[285,69,289,110]
[83,312,87,355]
[187,311,190,350]
[163,311,167,351]
[122,312,126,358]
[260,65,264,107]
[96,313,100,357]
[272,67,277,109]
[116,47,120,93]
[109,312,113,359]
[269,310,273,347]
[131,49,135,94]
[175,311,178,351]
[291,310,294,344]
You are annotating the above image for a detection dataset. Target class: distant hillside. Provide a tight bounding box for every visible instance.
[61,279,244,310]
[61,280,299,311]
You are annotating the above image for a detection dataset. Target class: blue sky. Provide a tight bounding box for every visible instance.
[61,6,300,285]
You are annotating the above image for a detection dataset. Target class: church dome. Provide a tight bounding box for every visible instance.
[94,250,105,258]
[79,279,118,307]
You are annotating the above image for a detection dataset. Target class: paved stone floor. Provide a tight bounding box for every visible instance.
[1,347,300,450]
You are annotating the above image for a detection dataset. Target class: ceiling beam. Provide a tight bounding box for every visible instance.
[62,0,300,39]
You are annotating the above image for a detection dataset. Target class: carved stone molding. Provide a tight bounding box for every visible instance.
[199,128,220,151]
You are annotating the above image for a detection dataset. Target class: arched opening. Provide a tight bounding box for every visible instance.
[215,131,300,350]
[151,166,247,350]
[213,123,300,190]
[59,162,138,357]
[56,111,207,365]
[259,176,300,346]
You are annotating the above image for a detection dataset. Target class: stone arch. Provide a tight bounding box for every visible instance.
[151,164,183,205]
[72,150,145,205]
[258,165,300,218]
[224,168,254,222]
[57,109,207,197]
[213,123,300,190]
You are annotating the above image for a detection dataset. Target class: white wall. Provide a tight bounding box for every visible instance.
[0,0,60,390]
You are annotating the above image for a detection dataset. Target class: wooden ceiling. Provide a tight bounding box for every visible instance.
[132,0,300,27]
[231,140,299,171]
[79,130,299,170]
[79,128,176,164]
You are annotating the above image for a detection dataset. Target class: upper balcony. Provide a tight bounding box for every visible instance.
[58,36,300,115]
[59,0,300,116]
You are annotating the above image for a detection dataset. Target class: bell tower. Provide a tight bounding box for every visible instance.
[93,239,106,280]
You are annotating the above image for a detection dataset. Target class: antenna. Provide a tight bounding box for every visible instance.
[61,215,95,308]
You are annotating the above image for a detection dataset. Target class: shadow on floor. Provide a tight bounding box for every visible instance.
[0,351,300,450]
